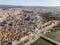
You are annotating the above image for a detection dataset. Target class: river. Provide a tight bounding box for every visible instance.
[31,30,60,45]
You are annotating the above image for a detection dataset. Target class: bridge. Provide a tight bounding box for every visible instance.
[38,20,60,45]
[40,35,60,45]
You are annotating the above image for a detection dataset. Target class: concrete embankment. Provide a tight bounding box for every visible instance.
[40,35,60,45]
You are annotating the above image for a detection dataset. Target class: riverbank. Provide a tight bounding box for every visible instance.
[45,30,60,42]
[31,30,60,45]
[30,20,59,45]
[50,25,60,32]
[29,21,59,45]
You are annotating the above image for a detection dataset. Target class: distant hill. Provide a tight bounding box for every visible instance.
[0,5,60,13]
[0,5,23,8]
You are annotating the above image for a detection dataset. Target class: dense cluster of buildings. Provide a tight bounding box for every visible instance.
[0,8,59,45]
[0,8,43,45]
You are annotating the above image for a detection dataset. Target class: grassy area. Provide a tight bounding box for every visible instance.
[40,12,60,21]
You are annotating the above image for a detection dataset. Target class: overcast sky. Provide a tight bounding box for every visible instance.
[0,0,60,6]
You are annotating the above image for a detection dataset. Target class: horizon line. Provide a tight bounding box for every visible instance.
[1,4,60,7]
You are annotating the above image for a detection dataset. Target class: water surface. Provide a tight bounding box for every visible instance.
[31,30,60,45]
